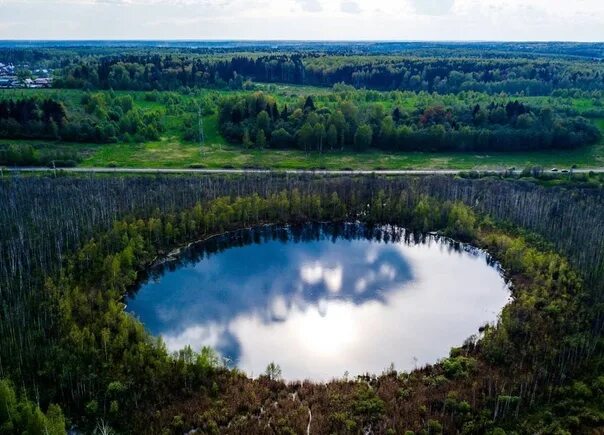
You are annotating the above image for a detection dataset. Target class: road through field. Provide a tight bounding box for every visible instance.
[5,167,604,175]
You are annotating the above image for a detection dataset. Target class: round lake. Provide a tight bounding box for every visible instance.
[128,223,510,381]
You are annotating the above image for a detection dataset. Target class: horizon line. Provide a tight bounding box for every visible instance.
[0,39,603,43]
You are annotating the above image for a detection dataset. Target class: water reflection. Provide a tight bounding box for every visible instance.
[128,223,510,381]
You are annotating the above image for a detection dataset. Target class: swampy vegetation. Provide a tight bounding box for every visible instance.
[1,173,603,433]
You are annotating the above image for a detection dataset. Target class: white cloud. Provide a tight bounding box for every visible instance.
[0,0,601,40]
[341,0,361,14]
[408,0,454,16]
[295,0,322,12]
[323,266,343,293]
[299,262,343,293]
[300,263,323,284]
[162,323,224,352]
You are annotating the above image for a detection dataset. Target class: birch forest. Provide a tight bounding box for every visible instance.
[0,173,603,433]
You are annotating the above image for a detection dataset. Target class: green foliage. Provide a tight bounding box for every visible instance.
[47,45,604,95]
[354,124,373,151]
[0,92,164,144]
[442,356,477,379]
[353,388,385,424]
[0,379,65,435]
[446,202,477,240]
[0,143,81,167]
[264,362,282,381]
[196,346,222,373]
[0,175,602,433]
[427,419,443,434]
[255,129,267,149]
[218,91,600,153]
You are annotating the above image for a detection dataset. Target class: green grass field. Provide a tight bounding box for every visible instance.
[2,87,603,170]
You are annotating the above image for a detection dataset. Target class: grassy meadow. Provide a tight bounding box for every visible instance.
[1,86,603,170]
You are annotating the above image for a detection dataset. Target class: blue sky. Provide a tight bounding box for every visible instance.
[0,0,602,41]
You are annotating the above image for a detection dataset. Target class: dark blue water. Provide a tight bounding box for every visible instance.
[128,223,509,381]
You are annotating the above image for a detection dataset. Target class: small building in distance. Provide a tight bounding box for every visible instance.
[0,62,53,88]
[0,77,13,88]
[33,77,53,88]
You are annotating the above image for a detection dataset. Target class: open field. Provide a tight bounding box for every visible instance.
[81,137,604,170]
[1,87,603,170]
[4,133,604,170]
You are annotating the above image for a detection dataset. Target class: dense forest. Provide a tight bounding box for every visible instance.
[0,143,81,167]
[3,41,603,58]
[3,42,603,95]
[218,91,601,152]
[0,380,65,435]
[3,86,599,167]
[1,173,603,433]
[0,93,163,144]
[49,52,604,95]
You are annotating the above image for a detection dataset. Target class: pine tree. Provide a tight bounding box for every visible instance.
[256,129,267,149]
[242,129,253,148]
[327,124,338,151]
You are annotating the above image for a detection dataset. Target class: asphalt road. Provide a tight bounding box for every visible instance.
[4,167,604,175]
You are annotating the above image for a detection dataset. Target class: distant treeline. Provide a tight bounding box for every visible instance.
[0,93,163,143]
[51,52,604,95]
[2,41,603,58]
[218,92,601,152]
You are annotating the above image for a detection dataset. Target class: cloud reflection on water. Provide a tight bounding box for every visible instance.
[128,223,509,381]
